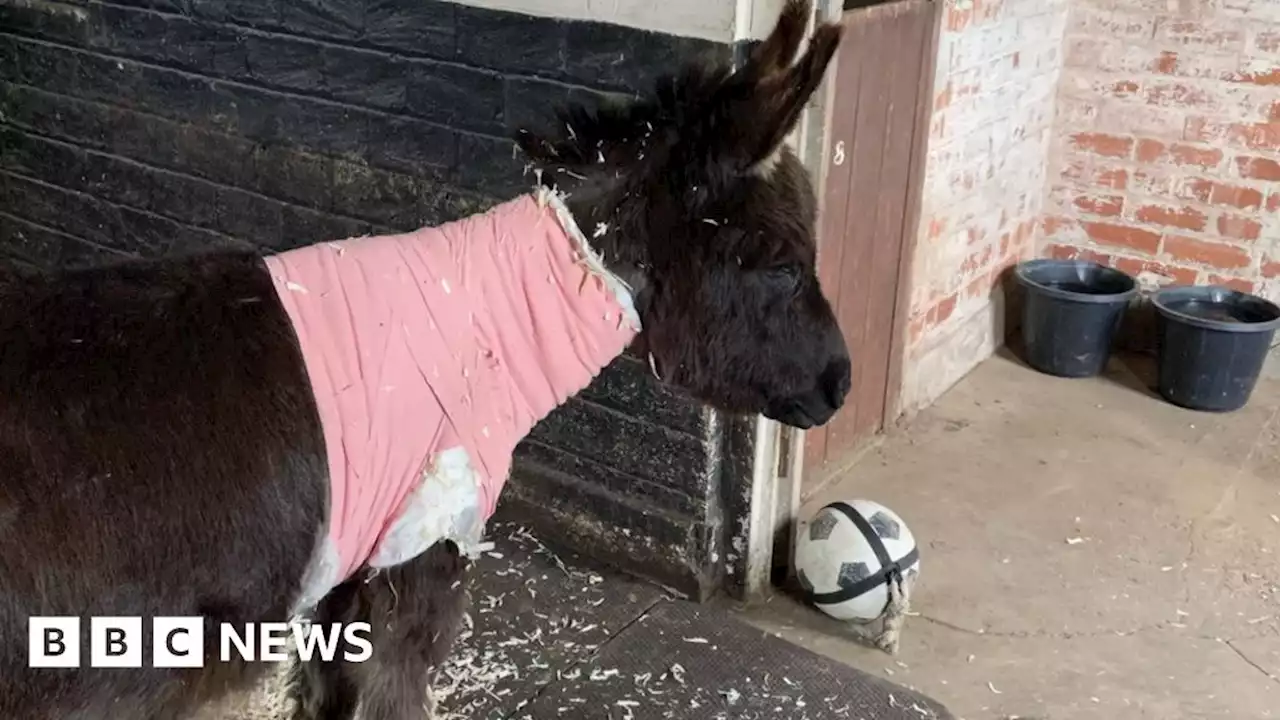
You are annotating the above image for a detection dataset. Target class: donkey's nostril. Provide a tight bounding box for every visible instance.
[822,357,852,410]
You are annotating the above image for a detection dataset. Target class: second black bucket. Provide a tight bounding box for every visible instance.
[1014,259,1138,378]
[1153,286,1280,412]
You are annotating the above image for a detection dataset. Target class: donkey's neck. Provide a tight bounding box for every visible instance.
[264,189,639,607]
[537,170,653,295]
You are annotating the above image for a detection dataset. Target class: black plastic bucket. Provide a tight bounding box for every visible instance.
[1153,286,1280,412]
[1014,259,1138,378]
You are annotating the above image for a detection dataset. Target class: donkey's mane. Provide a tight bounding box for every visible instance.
[515,54,775,183]
[519,0,837,184]
[504,2,842,322]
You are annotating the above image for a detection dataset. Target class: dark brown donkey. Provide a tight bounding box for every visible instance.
[0,2,846,718]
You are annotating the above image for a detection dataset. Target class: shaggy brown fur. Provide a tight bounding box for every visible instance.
[0,2,845,718]
[0,252,328,719]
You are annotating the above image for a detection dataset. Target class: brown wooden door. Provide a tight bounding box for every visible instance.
[804,0,938,482]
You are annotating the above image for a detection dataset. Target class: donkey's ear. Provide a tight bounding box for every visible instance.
[739,18,841,172]
[744,0,814,80]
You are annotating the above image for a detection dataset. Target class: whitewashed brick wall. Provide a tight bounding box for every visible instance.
[898,0,1070,414]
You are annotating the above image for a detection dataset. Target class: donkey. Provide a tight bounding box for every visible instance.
[0,1,845,718]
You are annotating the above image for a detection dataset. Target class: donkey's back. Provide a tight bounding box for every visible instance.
[0,252,327,719]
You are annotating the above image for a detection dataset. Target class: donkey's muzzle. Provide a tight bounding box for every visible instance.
[764,356,851,429]
[819,356,852,410]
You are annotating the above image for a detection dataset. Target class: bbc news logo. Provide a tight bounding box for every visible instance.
[28,617,372,668]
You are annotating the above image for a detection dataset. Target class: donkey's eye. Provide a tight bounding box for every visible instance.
[763,264,803,293]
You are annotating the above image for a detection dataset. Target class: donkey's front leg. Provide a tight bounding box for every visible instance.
[288,584,361,720]
[356,542,471,720]
[291,541,471,720]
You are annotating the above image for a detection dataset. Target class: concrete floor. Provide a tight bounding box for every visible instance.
[741,349,1280,720]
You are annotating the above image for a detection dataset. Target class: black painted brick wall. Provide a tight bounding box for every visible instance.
[0,0,747,598]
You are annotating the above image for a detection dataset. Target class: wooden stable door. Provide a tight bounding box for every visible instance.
[804,0,937,482]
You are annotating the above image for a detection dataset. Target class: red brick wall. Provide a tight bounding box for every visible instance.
[899,0,1069,413]
[1044,0,1280,297]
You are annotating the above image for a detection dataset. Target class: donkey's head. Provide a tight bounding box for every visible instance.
[515,0,847,429]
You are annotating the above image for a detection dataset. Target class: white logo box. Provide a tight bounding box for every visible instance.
[28,617,372,668]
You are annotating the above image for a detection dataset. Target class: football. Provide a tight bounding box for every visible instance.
[795,499,920,621]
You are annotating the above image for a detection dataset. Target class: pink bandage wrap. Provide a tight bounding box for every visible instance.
[264,191,639,608]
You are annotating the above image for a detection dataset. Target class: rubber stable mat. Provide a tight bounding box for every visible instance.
[515,600,952,720]
[441,522,953,720]
[219,521,953,720]
[434,522,668,718]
